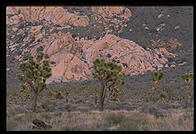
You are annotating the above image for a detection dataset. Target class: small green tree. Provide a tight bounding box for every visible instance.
[93,58,125,111]
[152,71,164,89]
[181,72,194,106]
[17,52,52,112]
[181,72,194,89]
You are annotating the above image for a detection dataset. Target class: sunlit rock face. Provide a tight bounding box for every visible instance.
[6,6,177,84]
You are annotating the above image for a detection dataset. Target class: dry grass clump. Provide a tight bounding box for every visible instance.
[7,117,18,131]
[147,109,194,131]
[7,105,193,131]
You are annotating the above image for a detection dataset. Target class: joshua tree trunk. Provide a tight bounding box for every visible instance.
[153,81,158,89]
[33,93,38,112]
[99,81,107,111]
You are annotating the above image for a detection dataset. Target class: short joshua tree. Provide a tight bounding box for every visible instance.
[17,52,52,112]
[181,72,194,89]
[93,58,125,111]
[181,72,194,106]
[152,71,164,89]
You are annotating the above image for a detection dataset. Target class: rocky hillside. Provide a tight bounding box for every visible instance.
[6,6,193,85]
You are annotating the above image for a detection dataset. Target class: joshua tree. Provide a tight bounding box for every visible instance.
[17,52,52,112]
[152,71,164,89]
[181,72,194,106]
[181,72,194,89]
[93,58,125,111]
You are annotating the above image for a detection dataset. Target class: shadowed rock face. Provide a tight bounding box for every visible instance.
[6,6,179,84]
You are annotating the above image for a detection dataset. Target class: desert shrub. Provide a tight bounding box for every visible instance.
[81,85,89,90]
[64,104,72,112]
[55,90,64,99]
[152,96,160,103]
[41,100,56,112]
[75,99,84,104]
[105,113,127,126]
[143,88,168,104]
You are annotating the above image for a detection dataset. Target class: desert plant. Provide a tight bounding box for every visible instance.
[41,100,56,112]
[152,71,164,89]
[105,113,127,126]
[181,72,194,106]
[181,72,194,89]
[159,92,167,98]
[17,52,52,112]
[64,104,72,112]
[55,90,64,99]
[93,58,125,111]
[65,91,70,102]
[152,96,160,103]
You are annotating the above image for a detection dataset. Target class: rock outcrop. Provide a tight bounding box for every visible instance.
[91,6,132,33]
[42,32,176,83]
[6,6,89,27]
[6,6,178,84]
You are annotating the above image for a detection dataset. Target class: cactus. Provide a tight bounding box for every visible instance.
[93,58,125,111]
[17,52,52,112]
[152,71,164,89]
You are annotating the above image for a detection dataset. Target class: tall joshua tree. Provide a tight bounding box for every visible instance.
[93,58,125,111]
[17,52,52,112]
[152,71,164,89]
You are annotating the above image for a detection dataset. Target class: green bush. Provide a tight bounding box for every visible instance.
[41,100,56,112]
[55,90,64,99]
[152,96,160,103]
[64,104,72,112]
[160,92,167,99]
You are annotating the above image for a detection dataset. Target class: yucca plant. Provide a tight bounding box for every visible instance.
[152,71,164,89]
[93,58,125,111]
[17,52,52,112]
[181,72,194,106]
[181,72,194,88]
